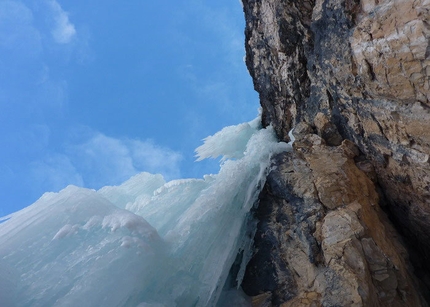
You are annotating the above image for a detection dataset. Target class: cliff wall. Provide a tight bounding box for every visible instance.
[241,0,430,306]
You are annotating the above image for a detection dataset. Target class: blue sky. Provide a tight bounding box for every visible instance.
[0,0,259,216]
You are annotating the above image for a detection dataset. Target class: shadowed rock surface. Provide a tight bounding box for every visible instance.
[240,0,430,306]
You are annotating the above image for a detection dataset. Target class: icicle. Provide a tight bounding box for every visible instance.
[0,114,290,307]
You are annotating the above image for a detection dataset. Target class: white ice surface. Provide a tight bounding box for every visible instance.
[0,116,290,307]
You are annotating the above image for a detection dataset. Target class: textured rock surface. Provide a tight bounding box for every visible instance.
[242,133,424,306]
[241,0,430,305]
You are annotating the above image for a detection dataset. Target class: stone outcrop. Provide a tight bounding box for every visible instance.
[242,131,424,306]
[240,0,430,305]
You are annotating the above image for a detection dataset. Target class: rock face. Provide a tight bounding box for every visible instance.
[241,0,430,306]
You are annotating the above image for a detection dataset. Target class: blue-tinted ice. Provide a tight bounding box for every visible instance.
[0,116,290,306]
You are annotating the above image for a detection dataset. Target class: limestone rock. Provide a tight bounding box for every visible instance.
[242,0,430,305]
[242,135,424,306]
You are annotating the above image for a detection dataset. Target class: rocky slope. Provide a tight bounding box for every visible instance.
[240,0,430,306]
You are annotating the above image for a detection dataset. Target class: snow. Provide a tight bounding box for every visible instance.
[0,116,290,307]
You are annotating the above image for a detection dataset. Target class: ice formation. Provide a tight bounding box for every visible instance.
[0,116,291,307]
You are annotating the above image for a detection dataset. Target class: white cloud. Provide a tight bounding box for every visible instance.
[0,1,42,56]
[28,131,182,195]
[47,0,76,44]
[66,131,183,189]
[30,154,84,193]
[128,138,183,179]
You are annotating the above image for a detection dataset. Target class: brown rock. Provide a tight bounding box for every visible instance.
[242,137,423,306]
[242,0,430,304]
[313,113,343,146]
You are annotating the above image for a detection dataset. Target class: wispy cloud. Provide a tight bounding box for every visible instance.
[128,138,183,180]
[47,0,76,44]
[193,2,246,67]
[65,131,183,189]
[174,1,257,126]
[30,154,84,194]
[0,1,42,56]
[28,130,183,195]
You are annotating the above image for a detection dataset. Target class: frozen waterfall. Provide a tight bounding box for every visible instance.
[0,116,290,307]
